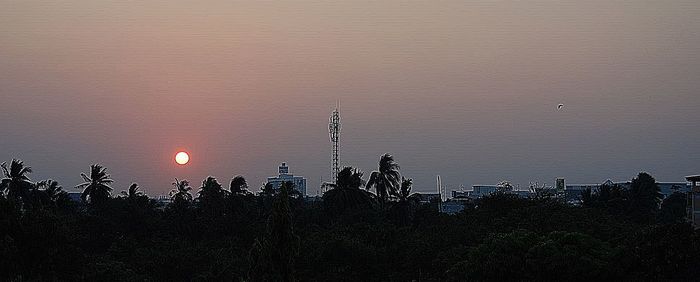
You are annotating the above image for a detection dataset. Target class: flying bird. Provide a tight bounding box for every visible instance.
[557,104,564,110]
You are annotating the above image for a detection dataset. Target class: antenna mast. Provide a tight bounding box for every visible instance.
[329,102,341,184]
[437,175,443,212]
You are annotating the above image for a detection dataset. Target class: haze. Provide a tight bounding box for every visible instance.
[2,0,699,195]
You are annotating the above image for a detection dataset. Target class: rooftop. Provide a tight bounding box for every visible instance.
[686,175,700,182]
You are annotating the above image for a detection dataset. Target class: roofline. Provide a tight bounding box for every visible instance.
[686,175,700,181]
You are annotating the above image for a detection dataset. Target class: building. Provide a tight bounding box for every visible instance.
[266,162,307,196]
[686,175,700,228]
[413,193,442,204]
[448,184,532,200]
[470,185,502,198]
[67,191,82,202]
[614,181,690,200]
[562,182,606,204]
[559,178,690,204]
[556,178,566,193]
[451,190,471,201]
[441,200,465,214]
[658,182,692,198]
[153,195,171,206]
[510,190,534,198]
[447,177,691,205]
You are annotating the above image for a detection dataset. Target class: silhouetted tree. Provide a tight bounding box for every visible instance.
[170,178,193,206]
[1,159,34,209]
[225,176,256,225]
[75,164,113,206]
[230,176,249,195]
[446,230,539,281]
[628,172,662,222]
[658,192,687,224]
[247,238,273,281]
[527,231,616,280]
[35,179,69,209]
[322,167,374,214]
[167,179,198,240]
[391,177,418,225]
[197,176,227,217]
[496,180,514,193]
[198,177,226,199]
[397,177,413,203]
[259,182,275,196]
[119,183,151,209]
[2,156,699,281]
[249,181,300,282]
[620,223,700,280]
[113,182,155,239]
[529,182,555,200]
[367,154,401,208]
[120,183,144,199]
[581,182,626,214]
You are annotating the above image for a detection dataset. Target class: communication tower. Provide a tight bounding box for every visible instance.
[329,103,341,184]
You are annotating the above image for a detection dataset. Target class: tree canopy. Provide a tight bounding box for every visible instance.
[1,157,698,281]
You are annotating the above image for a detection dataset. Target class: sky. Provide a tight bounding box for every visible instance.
[1,0,700,196]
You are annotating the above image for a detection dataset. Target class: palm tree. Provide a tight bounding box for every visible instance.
[36,179,68,207]
[1,159,34,204]
[170,178,193,203]
[198,176,227,201]
[322,166,374,213]
[397,177,413,203]
[366,154,401,208]
[75,164,114,205]
[121,183,144,199]
[197,176,227,216]
[249,180,299,281]
[391,177,418,225]
[257,182,278,211]
[230,175,249,195]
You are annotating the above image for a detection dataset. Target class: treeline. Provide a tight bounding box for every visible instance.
[0,155,698,281]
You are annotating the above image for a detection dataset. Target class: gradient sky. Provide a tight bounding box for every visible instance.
[2,0,699,196]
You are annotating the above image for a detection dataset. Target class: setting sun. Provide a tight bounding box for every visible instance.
[175,151,189,165]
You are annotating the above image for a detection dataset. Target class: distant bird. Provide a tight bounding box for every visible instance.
[557,104,564,110]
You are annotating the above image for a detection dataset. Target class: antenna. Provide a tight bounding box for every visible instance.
[437,175,443,212]
[329,103,341,184]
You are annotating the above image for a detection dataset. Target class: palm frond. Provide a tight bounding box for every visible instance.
[0,162,8,177]
[98,183,113,192]
[367,171,380,191]
[128,183,139,195]
[19,166,32,175]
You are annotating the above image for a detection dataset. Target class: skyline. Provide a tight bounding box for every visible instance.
[2,1,700,195]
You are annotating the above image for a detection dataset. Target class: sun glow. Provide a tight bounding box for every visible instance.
[175,151,189,165]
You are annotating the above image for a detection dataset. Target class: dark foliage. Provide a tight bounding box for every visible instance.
[76,164,113,208]
[322,167,375,216]
[1,159,698,281]
[367,154,401,208]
